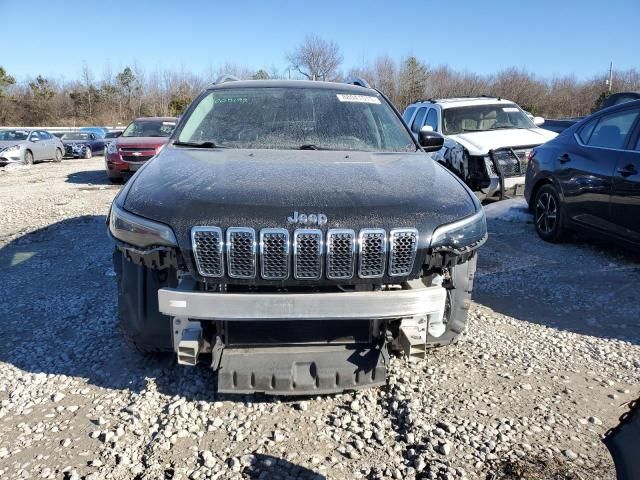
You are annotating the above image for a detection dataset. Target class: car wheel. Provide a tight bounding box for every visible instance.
[534,184,567,242]
[23,150,33,165]
[83,147,93,159]
[53,148,63,162]
[113,248,174,354]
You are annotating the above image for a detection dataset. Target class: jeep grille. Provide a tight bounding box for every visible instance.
[260,229,289,280]
[326,229,356,279]
[293,230,323,280]
[192,227,419,281]
[359,229,387,278]
[191,227,223,277]
[389,229,418,276]
[226,228,256,279]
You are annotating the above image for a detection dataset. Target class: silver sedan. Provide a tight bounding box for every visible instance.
[0,129,64,165]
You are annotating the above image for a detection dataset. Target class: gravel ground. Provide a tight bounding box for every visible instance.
[0,159,638,480]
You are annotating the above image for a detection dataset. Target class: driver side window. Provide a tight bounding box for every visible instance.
[29,131,40,141]
[411,107,427,133]
[425,109,438,131]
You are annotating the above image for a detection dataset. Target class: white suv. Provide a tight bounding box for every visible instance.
[402,97,557,200]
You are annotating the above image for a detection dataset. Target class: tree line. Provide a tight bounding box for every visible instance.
[1,35,638,127]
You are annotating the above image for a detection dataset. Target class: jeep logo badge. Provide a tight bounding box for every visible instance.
[287,211,328,226]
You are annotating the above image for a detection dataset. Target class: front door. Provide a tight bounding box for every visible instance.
[27,131,45,160]
[611,122,640,242]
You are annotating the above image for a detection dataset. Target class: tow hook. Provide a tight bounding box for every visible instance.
[173,318,202,366]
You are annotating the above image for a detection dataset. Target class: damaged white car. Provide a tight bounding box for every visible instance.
[403,97,557,200]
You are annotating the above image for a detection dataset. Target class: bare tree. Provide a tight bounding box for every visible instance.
[81,62,93,119]
[286,35,343,81]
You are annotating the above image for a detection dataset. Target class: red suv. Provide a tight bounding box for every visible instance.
[105,117,177,183]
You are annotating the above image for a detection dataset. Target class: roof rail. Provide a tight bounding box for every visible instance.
[345,77,371,89]
[415,98,436,104]
[214,74,240,85]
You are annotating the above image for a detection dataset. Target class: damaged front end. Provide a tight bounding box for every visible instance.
[108,194,486,395]
[440,141,537,201]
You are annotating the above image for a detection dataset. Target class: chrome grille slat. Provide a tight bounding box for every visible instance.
[326,229,356,279]
[191,227,223,277]
[260,229,290,280]
[389,229,418,277]
[293,229,323,280]
[359,229,387,278]
[226,227,256,279]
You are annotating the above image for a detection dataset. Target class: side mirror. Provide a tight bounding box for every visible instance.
[418,127,444,152]
[30,137,39,142]
[533,116,545,126]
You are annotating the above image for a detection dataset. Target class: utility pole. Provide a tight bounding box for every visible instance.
[607,62,613,92]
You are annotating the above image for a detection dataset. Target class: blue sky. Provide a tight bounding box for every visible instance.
[1,0,638,82]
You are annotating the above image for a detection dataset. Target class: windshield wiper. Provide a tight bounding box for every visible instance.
[298,144,324,150]
[173,141,225,148]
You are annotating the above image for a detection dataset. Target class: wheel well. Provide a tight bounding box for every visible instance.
[528,178,553,213]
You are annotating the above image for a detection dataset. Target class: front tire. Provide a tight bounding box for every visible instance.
[54,148,63,162]
[113,249,175,354]
[23,150,33,165]
[83,147,93,159]
[534,184,567,243]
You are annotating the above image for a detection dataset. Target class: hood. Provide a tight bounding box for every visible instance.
[449,128,557,155]
[122,147,479,254]
[115,136,169,149]
[63,139,92,145]
[0,140,24,150]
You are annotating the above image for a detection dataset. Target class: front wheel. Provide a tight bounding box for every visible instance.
[53,148,63,162]
[83,147,93,159]
[534,184,567,243]
[23,150,34,165]
[113,249,175,354]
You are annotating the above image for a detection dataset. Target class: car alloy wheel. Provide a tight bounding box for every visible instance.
[54,148,62,162]
[24,150,33,165]
[84,147,92,159]
[535,191,558,235]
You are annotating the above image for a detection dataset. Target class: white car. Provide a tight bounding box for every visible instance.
[402,97,557,200]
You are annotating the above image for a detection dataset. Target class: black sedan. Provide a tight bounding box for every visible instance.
[61,132,105,159]
[525,100,640,247]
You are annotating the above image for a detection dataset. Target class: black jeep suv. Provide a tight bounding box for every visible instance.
[107,79,487,395]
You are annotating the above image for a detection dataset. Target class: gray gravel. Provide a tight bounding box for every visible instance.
[0,160,638,479]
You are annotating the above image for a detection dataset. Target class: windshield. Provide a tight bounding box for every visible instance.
[104,132,121,138]
[122,120,175,138]
[62,132,91,140]
[443,104,535,135]
[177,87,416,152]
[0,130,29,141]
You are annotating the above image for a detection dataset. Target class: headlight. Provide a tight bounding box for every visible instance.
[430,210,487,252]
[108,203,177,248]
[107,142,118,154]
[1,145,20,154]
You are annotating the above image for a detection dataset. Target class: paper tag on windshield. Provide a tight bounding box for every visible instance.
[502,107,519,112]
[336,94,381,104]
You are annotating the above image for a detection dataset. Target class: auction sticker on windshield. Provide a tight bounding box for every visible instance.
[336,94,381,104]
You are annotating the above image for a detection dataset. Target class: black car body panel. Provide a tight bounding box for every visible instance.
[121,147,479,284]
[525,100,640,245]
